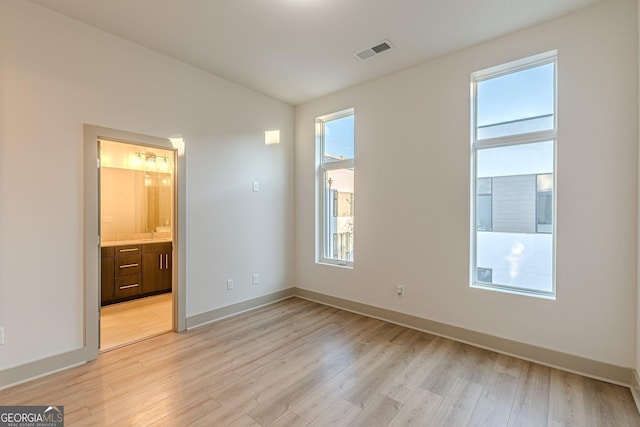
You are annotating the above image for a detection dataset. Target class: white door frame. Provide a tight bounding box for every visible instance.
[84,124,186,360]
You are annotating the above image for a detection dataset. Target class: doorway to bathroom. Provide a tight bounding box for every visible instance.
[84,125,185,359]
[98,139,176,351]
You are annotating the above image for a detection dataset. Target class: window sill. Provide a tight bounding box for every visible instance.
[317,259,353,269]
[471,283,555,300]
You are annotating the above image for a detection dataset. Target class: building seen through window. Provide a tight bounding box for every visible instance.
[471,53,556,297]
[316,110,354,266]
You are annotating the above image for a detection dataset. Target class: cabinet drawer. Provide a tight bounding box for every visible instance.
[115,275,141,299]
[115,254,141,277]
[142,242,172,254]
[115,244,141,255]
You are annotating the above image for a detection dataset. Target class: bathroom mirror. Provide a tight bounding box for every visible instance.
[100,167,173,240]
[145,171,172,232]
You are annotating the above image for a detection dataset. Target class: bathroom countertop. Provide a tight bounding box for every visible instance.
[101,237,173,247]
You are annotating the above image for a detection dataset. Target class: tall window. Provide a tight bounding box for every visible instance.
[471,52,556,297]
[316,109,354,267]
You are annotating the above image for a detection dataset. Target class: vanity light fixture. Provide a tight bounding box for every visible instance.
[134,151,169,170]
[133,152,143,167]
[265,130,280,145]
[160,156,169,170]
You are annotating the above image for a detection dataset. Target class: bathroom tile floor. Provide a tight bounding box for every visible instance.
[100,292,172,351]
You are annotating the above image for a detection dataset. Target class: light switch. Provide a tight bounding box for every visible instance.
[252,181,260,192]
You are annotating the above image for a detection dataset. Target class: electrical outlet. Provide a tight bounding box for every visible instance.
[396,285,405,296]
[252,274,260,285]
[226,279,234,290]
[0,327,4,345]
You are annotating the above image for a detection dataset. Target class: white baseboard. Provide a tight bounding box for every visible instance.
[185,288,295,329]
[1,288,295,391]
[2,287,634,396]
[294,288,633,387]
[631,370,640,414]
[0,348,88,391]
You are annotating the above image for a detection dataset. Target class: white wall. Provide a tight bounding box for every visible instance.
[0,0,294,370]
[296,0,638,367]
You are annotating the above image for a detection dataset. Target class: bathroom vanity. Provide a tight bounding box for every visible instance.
[99,140,175,306]
[101,240,172,306]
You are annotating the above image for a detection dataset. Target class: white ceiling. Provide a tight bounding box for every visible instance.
[30,0,603,105]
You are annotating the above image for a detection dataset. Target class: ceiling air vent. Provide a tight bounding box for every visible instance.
[353,40,393,61]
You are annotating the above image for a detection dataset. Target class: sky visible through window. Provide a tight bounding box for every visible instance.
[473,55,556,295]
[324,115,354,160]
[477,62,554,127]
[321,65,552,160]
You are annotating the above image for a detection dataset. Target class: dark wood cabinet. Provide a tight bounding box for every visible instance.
[142,242,172,295]
[113,244,141,302]
[101,247,115,303]
[101,242,171,306]
[115,275,141,299]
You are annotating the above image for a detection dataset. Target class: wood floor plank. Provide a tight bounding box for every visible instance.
[507,361,552,427]
[583,377,640,427]
[289,372,359,422]
[387,387,442,426]
[247,346,354,425]
[309,399,361,426]
[495,352,525,378]
[380,334,440,404]
[426,377,484,427]
[148,396,221,427]
[547,369,587,427]
[347,394,403,427]
[420,339,465,395]
[341,330,427,409]
[268,410,310,427]
[468,372,519,427]
[1,297,639,427]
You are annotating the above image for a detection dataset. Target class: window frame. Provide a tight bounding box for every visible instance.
[316,108,355,268]
[470,51,557,299]
[476,177,493,231]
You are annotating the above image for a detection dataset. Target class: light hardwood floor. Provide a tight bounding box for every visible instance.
[100,293,172,351]
[2,297,639,426]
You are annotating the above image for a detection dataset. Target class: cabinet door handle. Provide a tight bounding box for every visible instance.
[119,263,139,269]
[119,248,139,253]
[159,254,163,270]
[165,254,168,269]
[119,284,139,290]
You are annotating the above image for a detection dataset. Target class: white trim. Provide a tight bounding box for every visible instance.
[315,109,355,268]
[320,158,354,171]
[474,130,558,149]
[186,289,295,329]
[316,108,354,122]
[470,52,557,299]
[2,289,634,394]
[0,349,87,391]
[472,50,558,83]
[84,124,187,353]
[631,370,640,414]
[295,288,633,387]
